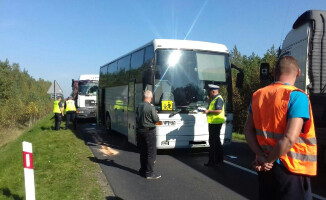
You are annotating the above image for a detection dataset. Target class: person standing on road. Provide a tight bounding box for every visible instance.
[53,96,64,130]
[65,96,77,130]
[136,90,161,179]
[204,84,225,167]
[244,56,317,200]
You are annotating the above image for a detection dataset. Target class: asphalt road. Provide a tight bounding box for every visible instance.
[79,123,326,200]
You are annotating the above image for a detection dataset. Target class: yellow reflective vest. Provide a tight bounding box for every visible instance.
[65,100,76,112]
[207,95,225,124]
[53,100,61,113]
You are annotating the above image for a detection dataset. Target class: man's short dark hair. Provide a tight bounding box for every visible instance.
[275,56,299,77]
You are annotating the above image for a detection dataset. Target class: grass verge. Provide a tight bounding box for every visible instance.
[0,114,107,200]
[232,132,247,143]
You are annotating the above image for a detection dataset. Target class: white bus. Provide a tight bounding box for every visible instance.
[98,39,243,149]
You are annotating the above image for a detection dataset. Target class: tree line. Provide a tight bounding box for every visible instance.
[0,59,52,128]
[230,45,278,133]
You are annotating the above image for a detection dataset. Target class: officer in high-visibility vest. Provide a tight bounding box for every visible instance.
[244,56,317,199]
[204,84,225,167]
[53,96,64,130]
[64,96,77,130]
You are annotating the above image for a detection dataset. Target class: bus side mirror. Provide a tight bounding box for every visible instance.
[260,63,270,81]
[236,72,244,88]
[231,63,244,89]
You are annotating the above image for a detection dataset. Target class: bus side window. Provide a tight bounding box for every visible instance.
[131,49,144,83]
[131,49,144,70]
[144,45,154,66]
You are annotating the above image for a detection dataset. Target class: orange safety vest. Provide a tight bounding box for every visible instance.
[251,83,317,176]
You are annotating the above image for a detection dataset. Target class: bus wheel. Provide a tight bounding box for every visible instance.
[106,113,111,133]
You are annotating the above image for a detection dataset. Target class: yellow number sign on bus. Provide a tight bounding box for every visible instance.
[162,100,173,111]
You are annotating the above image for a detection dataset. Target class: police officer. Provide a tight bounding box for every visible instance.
[204,84,225,167]
[65,96,77,130]
[53,96,64,130]
[136,90,161,179]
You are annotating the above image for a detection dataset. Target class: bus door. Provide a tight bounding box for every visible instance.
[127,79,137,145]
[100,88,105,126]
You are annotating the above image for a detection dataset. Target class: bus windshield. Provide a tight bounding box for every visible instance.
[78,81,99,96]
[154,49,229,112]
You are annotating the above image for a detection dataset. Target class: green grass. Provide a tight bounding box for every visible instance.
[0,114,107,200]
[232,132,247,143]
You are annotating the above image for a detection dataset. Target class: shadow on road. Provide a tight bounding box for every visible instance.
[106,196,124,200]
[88,157,139,176]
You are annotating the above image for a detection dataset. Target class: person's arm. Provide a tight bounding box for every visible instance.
[59,102,64,116]
[244,113,273,171]
[205,110,222,114]
[60,107,64,116]
[266,117,303,163]
[205,98,223,114]
[151,106,159,123]
[244,113,264,156]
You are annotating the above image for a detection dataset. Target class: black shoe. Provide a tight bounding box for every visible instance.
[138,170,146,177]
[146,173,161,179]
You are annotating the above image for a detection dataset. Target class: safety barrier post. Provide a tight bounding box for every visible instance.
[23,141,36,200]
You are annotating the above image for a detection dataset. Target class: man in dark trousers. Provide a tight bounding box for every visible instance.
[53,96,64,130]
[136,90,161,179]
[64,96,77,130]
[204,84,225,167]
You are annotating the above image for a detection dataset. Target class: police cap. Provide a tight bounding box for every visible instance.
[208,84,219,91]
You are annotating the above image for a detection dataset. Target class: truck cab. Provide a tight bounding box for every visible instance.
[72,74,99,119]
[279,10,326,165]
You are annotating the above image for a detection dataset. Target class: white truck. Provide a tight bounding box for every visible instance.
[72,74,99,119]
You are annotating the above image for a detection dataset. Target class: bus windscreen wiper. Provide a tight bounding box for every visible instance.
[169,109,181,118]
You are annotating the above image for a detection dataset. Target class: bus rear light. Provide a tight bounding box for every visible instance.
[156,121,163,125]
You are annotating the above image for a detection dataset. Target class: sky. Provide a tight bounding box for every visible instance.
[1,0,326,97]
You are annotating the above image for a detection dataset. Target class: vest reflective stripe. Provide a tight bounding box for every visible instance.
[256,130,317,145]
[207,95,225,124]
[252,83,317,176]
[287,151,317,162]
[65,100,76,111]
[260,144,317,162]
[53,100,61,113]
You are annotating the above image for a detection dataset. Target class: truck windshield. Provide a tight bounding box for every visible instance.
[78,81,98,96]
[154,49,229,112]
